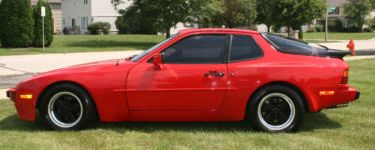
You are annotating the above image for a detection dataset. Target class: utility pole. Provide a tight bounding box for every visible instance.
[41,6,46,51]
[325,6,328,42]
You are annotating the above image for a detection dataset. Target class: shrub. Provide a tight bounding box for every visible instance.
[368,17,375,29]
[33,0,54,47]
[62,26,81,35]
[342,25,362,32]
[115,10,157,34]
[363,28,374,32]
[298,27,303,40]
[87,22,111,35]
[314,25,324,32]
[0,0,34,48]
[343,21,362,32]
[306,27,316,33]
[328,19,343,32]
[115,16,128,34]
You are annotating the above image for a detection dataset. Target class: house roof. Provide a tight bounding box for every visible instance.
[31,0,61,5]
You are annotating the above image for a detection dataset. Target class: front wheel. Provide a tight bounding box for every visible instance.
[39,84,96,130]
[247,85,305,132]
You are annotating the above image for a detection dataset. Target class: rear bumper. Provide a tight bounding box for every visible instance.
[355,91,360,100]
[310,85,360,112]
[334,86,360,105]
[6,88,16,102]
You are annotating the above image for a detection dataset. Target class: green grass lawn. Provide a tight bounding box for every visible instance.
[304,32,375,40]
[0,35,165,56]
[0,59,374,149]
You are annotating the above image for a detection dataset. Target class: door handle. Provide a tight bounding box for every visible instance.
[204,71,225,77]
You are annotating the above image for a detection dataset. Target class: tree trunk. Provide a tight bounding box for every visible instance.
[266,24,271,33]
[165,28,171,38]
[287,26,292,37]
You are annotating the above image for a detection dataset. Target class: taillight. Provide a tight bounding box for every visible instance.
[341,69,349,84]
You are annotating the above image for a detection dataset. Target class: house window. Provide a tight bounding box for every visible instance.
[51,3,61,10]
[72,18,76,27]
[328,7,340,15]
[84,0,88,4]
[81,17,88,30]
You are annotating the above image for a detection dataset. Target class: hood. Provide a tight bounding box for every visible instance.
[25,59,136,81]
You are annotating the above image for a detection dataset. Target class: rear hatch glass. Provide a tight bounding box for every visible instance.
[263,33,350,58]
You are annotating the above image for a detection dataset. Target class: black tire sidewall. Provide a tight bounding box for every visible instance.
[39,84,95,131]
[248,85,305,132]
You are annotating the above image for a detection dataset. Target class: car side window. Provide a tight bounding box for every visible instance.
[161,35,227,64]
[229,35,263,62]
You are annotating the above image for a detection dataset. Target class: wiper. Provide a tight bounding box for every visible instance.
[317,44,329,50]
[125,54,137,61]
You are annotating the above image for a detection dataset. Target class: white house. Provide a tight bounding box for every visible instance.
[61,0,192,35]
[61,0,130,34]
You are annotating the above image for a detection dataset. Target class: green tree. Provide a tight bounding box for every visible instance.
[344,0,373,32]
[0,0,34,48]
[274,0,325,36]
[219,0,257,28]
[33,0,53,47]
[113,0,196,38]
[186,0,221,28]
[115,8,158,34]
[256,0,278,32]
[371,0,375,9]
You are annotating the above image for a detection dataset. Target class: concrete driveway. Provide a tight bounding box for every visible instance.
[0,51,141,99]
[0,51,141,76]
[318,38,375,50]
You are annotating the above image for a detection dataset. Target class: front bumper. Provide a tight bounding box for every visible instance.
[6,88,37,121]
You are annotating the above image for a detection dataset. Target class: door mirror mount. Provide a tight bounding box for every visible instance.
[153,54,163,69]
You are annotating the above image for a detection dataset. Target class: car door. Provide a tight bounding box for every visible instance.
[220,34,265,121]
[126,34,229,121]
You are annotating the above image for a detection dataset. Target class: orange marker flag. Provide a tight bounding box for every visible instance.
[347,39,356,56]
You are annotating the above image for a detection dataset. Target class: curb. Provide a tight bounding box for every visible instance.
[0,89,8,100]
[356,50,375,56]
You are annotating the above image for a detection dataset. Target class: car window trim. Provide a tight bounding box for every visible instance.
[227,34,265,63]
[150,34,230,64]
[261,33,329,57]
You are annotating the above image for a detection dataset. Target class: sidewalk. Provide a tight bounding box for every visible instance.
[318,38,375,51]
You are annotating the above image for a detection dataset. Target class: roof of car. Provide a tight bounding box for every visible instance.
[179,28,260,35]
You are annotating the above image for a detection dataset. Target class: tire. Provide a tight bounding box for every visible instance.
[247,85,305,132]
[39,83,96,131]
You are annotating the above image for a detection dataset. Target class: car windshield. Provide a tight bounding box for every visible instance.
[263,33,328,56]
[131,34,178,62]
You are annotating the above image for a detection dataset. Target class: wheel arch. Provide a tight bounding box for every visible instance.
[36,81,99,120]
[247,81,311,114]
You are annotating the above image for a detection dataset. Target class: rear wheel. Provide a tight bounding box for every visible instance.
[39,84,95,130]
[247,85,305,132]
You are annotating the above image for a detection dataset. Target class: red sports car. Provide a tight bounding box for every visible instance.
[6,29,360,132]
